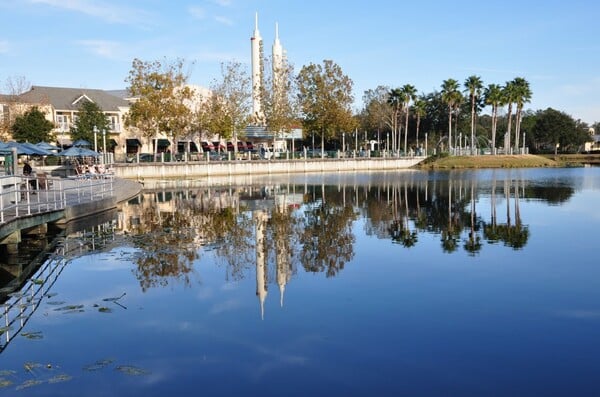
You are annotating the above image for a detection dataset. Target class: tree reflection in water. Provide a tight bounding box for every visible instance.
[117,173,573,290]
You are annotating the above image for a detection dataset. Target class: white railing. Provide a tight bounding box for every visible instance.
[0,174,114,225]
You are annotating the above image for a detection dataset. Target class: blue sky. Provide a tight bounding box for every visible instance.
[1,0,598,124]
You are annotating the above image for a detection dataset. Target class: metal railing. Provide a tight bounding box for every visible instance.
[0,174,114,225]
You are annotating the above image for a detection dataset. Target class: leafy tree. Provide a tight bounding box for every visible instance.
[205,61,252,148]
[464,75,484,153]
[260,57,299,146]
[125,58,194,153]
[1,75,31,141]
[11,106,54,143]
[297,60,356,155]
[530,108,589,153]
[70,101,109,148]
[361,85,393,148]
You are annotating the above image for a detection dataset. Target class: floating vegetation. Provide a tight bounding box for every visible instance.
[115,365,150,376]
[48,373,72,383]
[53,305,84,313]
[0,378,12,388]
[32,278,45,285]
[103,293,126,302]
[0,370,16,377]
[23,362,43,372]
[45,293,58,298]
[83,358,114,371]
[98,307,112,313]
[21,331,43,340]
[0,326,13,333]
[15,379,44,390]
[46,301,66,306]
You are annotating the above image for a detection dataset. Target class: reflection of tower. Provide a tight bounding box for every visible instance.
[275,196,292,307]
[254,210,268,319]
[250,12,263,122]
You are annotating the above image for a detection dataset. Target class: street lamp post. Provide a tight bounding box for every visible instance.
[93,126,98,153]
[102,129,107,163]
[342,132,345,154]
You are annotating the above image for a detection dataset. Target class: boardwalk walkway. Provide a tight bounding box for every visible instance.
[0,175,142,240]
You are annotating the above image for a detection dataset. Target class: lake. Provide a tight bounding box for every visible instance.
[1,167,600,396]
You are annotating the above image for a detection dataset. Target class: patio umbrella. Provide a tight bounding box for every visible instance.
[72,139,91,148]
[36,141,61,151]
[58,146,100,157]
[2,141,52,156]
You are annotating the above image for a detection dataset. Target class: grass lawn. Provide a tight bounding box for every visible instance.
[417,154,560,169]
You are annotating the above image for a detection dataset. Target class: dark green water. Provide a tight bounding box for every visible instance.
[1,168,600,396]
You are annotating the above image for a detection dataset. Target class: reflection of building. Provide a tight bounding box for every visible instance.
[254,210,268,319]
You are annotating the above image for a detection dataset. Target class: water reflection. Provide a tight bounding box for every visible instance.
[116,171,575,308]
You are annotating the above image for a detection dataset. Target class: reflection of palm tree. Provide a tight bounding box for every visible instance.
[464,181,482,255]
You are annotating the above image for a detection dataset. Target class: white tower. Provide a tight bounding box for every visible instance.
[250,12,263,123]
[272,22,284,72]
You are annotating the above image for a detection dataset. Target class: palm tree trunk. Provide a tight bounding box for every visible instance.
[491,105,497,155]
[448,106,453,152]
[506,103,513,153]
[404,108,409,155]
[470,98,475,155]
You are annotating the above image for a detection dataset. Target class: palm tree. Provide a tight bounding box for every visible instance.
[502,80,518,152]
[413,97,427,150]
[512,77,532,152]
[441,79,460,152]
[387,88,402,152]
[484,84,504,155]
[464,75,484,154]
[399,84,417,155]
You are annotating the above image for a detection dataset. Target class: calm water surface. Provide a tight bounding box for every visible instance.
[1,167,600,396]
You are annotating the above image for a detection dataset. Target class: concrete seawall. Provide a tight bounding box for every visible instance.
[112,157,425,180]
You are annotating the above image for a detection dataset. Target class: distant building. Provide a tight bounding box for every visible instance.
[584,127,600,152]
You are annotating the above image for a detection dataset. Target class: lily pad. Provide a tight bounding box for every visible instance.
[48,373,72,383]
[32,278,45,285]
[21,331,43,340]
[15,379,44,390]
[0,370,16,376]
[103,293,126,302]
[54,305,84,311]
[0,326,13,333]
[0,379,12,388]
[83,359,114,371]
[46,301,66,306]
[24,362,42,372]
[115,365,150,376]
[98,307,112,313]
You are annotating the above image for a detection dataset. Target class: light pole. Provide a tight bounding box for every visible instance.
[425,132,428,156]
[93,126,98,153]
[386,133,389,153]
[102,129,107,163]
[342,132,345,153]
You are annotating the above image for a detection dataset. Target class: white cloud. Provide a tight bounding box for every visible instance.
[28,0,152,25]
[211,0,232,6]
[0,39,8,54]
[214,15,233,26]
[188,6,206,19]
[76,39,123,60]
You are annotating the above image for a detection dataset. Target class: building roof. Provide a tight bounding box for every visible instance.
[18,85,129,111]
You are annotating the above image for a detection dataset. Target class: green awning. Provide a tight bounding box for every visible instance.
[156,139,170,147]
[126,138,142,146]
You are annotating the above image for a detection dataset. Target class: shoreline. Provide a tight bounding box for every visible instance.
[413,154,600,169]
